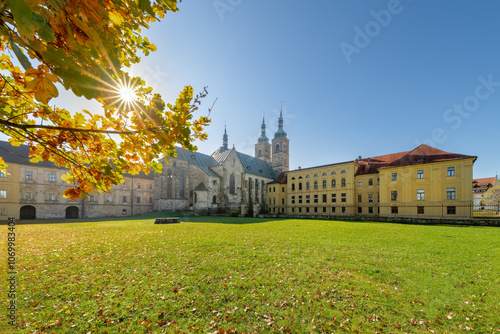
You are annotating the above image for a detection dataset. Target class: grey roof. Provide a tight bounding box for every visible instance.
[237,151,276,179]
[0,140,154,179]
[193,182,208,191]
[170,147,220,177]
[0,140,61,168]
[211,146,232,164]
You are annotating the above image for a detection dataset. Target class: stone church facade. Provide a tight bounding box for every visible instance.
[154,111,289,215]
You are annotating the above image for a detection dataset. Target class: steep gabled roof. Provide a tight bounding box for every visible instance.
[237,151,276,180]
[211,146,232,164]
[193,182,208,191]
[356,144,476,175]
[169,147,220,177]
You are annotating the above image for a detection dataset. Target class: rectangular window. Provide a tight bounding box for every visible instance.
[269,199,272,205]
[48,193,56,201]
[391,173,397,181]
[417,206,425,214]
[24,191,32,200]
[323,207,326,213]
[0,208,6,215]
[447,167,455,176]
[306,207,310,213]
[368,179,373,186]
[391,190,398,201]
[306,195,310,204]
[136,196,141,203]
[447,188,456,200]
[332,207,336,213]
[291,196,295,204]
[282,187,285,192]
[298,207,302,213]
[0,171,6,178]
[377,193,380,202]
[342,207,346,213]
[49,173,55,182]
[357,195,362,203]
[282,198,285,205]
[0,190,6,198]
[358,207,362,214]
[26,171,32,180]
[391,206,398,214]
[377,178,380,185]
[314,195,318,203]
[368,194,373,203]
[368,207,373,214]
[291,207,295,213]
[106,196,113,203]
[417,189,425,201]
[149,197,153,203]
[447,206,456,215]
[357,180,362,187]
[331,194,337,203]
[299,196,302,204]
[322,194,327,203]
[417,170,424,179]
[273,198,276,205]
[314,207,318,213]
[341,193,346,203]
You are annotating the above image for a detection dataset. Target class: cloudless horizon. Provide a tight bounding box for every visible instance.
[34,1,500,178]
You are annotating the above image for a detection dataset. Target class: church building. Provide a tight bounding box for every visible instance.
[153,111,289,215]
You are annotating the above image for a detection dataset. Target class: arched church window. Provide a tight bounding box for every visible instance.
[322,180,327,188]
[298,183,302,190]
[275,144,280,153]
[314,181,318,189]
[341,178,346,187]
[306,182,310,190]
[258,149,262,157]
[292,183,295,191]
[194,192,197,203]
[284,144,287,152]
[332,179,336,187]
[229,174,236,194]
[212,195,217,204]
[166,170,173,198]
[341,170,347,174]
[331,171,337,175]
[179,171,185,198]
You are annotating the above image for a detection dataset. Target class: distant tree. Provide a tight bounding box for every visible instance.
[482,185,500,214]
[0,0,210,199]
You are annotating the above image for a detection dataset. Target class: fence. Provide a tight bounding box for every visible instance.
[271,202,500,219]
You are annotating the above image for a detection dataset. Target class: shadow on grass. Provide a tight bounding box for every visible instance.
[2,212,287,225]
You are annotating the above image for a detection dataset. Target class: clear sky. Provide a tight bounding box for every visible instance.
[58,1,500,178]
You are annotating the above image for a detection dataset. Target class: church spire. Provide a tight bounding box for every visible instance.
[258,114,269,143]
[274,103,287,138]
[222,125,228,150]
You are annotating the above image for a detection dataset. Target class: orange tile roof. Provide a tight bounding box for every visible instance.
[356,144,476,175]
[473,177,496,188]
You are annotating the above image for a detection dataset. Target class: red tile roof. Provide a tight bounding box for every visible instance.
[356,144,476,175]
[473,177,496,188]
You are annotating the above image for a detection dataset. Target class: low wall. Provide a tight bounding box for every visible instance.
[261,214,500,227]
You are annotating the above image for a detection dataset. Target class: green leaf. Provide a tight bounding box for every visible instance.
[7,0,37,39]
[9,41,32,70]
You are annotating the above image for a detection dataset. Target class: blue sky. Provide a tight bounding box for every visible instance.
[59,1,500,178]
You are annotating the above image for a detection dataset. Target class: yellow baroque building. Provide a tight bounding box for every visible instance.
[268,144,476,218]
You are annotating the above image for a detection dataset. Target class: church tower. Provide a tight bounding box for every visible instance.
[255,116,271,162]
[222,125,228,151]
[272,107,289,173]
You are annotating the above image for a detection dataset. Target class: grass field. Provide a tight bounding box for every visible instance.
[2,216,499,333]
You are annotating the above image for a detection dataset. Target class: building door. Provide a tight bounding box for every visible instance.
[20,205,36,220]
[65,206,79,219]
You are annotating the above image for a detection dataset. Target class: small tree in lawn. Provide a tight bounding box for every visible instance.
[0,0,210,199]
[482,185,500,214]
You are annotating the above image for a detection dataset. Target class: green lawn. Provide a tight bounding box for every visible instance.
[2,217,499,333]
